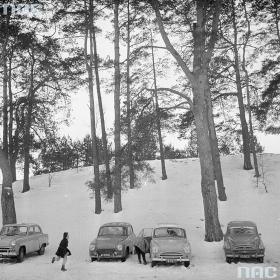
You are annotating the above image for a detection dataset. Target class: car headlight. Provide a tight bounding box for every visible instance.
[10,241,16,247]
[152,246,159,253]
[116,244,123,251]
[89,244,96,251]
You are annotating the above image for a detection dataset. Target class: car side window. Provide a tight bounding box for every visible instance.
[28,226,35,235]
[127,226,133,235]
[34,226,41,234]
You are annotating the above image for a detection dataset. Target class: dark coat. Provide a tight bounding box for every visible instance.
[134,237,149,253]
[56,238,72,258]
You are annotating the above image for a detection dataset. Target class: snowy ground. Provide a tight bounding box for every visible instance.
[1,154,280,280]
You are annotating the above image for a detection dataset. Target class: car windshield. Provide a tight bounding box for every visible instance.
[229,227,257,235]
[153,227,185,238]
[98,226,126,236]
[0,226,28,236]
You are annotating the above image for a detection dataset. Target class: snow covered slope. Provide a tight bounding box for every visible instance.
[1,154,280,280]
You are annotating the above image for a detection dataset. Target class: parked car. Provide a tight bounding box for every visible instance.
[150,224,191,268]
[0,223,49,262]
[89,222,136,262]
[137,228,153,253]
[223,221,265,263]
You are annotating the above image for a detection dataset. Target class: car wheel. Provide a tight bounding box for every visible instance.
[38,245,45,255]
[184,261,190,268]
[258,257,264,263]
[226,257,232,264]
[91,257,97,262]
[151,261,156,267]
[121,248,129,262]
[17,247,25,263]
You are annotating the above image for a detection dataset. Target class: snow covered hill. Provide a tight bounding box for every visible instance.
[1,154,280,280]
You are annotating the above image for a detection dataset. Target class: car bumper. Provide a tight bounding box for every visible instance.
[0,249,17,258]
[89,250,124,259]
[225,250,265,258]
[152,257,190,263]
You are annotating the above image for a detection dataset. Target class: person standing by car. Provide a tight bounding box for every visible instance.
[51,232,71,271]
[134,236,149,265]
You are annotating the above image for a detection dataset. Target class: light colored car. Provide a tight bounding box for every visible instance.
[89,222,136,262]
[0,223,49,262]
[223,221,265,263]
[150,224,191,267]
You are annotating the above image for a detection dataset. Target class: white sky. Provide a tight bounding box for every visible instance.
[57,15,280,154]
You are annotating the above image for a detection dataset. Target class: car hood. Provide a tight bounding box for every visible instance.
[0,235,20,246]
[95,236,127,249]
[151,238,188,252]
[228,235,259,246]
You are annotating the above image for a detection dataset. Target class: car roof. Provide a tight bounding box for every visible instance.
[3,223,39,227]
[227,221,257,227]
[101,222,132,227]
[155,223,184,229]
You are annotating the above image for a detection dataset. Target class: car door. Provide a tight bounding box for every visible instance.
[27,226,39,253]
[128,226,136,253]
[33,226,42,251]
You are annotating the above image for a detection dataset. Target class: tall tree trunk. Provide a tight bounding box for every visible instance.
[113,0,122,213]
[0,149,17,225]
[2,37,9,156]
[231,0,253,170]
[8,56,16,182]
[205,81,227,201]
[242,0,260,177]
[22,53,35,193]
[193,76,223,241]
[151,31,167,180]
[126,0,135,189]
[91,15,113,199]
[85,0,101,214]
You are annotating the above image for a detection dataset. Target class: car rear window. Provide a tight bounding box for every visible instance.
[229,227,257,235]
[98,226,126,236]
[154,227,186,238]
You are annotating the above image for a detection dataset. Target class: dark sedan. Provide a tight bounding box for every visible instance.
[223,221,265,263]
[89,222,136,262]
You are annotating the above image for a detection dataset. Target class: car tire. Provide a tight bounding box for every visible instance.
[258,257,264,263]
[151,261,156,267]
[121,248,129,262]
[226,257,232,264]
[38,245,45,255]
[17,247,25,263]
[91,257,97,262]
[184,261,190,268]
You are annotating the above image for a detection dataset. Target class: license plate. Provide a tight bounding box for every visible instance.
[240,255,250,258]
[166,259,176,263]
[101,254,110,257]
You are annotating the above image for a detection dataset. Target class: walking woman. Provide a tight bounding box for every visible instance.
[51,232,71,271]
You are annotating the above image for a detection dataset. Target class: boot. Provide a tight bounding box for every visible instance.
[61,265,67,271]
[51,257,55,263]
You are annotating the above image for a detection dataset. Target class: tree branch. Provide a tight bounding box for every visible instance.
[150,0,194,85]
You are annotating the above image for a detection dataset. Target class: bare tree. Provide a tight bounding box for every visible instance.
[151,0,223,241]
[113,0,122,213]
[84,0,101,214]
[150,30,167,180]
[126,0,135,189]
[91,8,113,198]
